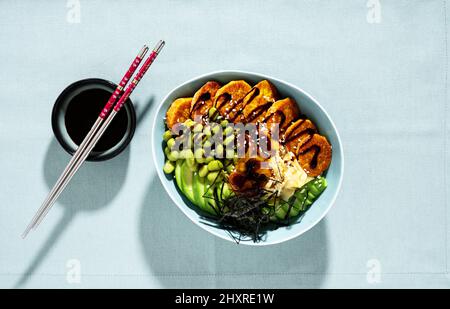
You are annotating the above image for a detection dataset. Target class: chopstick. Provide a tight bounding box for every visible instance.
[27,41,165,235]
[21,45,149,239]
[22,41,164,238]
[31,40,165,231]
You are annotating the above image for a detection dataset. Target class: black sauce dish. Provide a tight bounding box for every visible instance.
[52,78,136,161]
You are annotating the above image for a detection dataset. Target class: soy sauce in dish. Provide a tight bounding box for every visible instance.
[64,88,128,152]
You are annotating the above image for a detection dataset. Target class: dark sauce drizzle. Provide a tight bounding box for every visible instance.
[245,101,273,123]
[215,93,232,110]
[190,92,211,118]
[283,119,316,144]
[262,111,286,129]
[298,145,320,168]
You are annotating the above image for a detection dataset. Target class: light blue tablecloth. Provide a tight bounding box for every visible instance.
[0,0,449,288]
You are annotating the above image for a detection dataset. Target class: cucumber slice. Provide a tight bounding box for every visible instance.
[292,193,307,212]
[308,183,321,196]
[285,198,300,217]
[281,201,290,213]
[307,191,316,200]
[289,206,300,217]
[274,204,287,220]
[270,177,328,221]
[280,200,300,218]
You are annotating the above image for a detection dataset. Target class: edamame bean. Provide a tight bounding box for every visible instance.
[215,144,224,158]
[184,149,194,159]
[223,126,234,136]
[186,156,196,169]
[208,107,217,119]
[225,149,235,159]
[164,146,170,157]
[220,120,229,128]
[167,150,179,162]
[193,123,203,133]
[163,130,173,142]
[163,161,175,174]
[194,148,205,163]
[195,157,205,164]
[185,137,193,149]
[193,132,203,146]
[179,149,191,159]
[203,126,212,136]
[223,135,234,147]
[207,171,220,183]
[204,155,214,163]
[167,138,176,149]
[212,124,221,135]
[226,164,235,173]
[203,139,212,149]
[199,165,209,178]
[184,119,195,128]
[207,160,223,171]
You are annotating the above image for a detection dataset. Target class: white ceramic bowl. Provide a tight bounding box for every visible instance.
[152,71,344,245]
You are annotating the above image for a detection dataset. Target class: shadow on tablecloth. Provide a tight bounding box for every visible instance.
[14,138,130,288]
[13,96,153,288]
[139,176,329,288]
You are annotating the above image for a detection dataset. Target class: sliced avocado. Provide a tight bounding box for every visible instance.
[190,172,218,215]
[175,160,183,191]
[202,182,218,215]
[193,172,207,210]
[180,160,195,203]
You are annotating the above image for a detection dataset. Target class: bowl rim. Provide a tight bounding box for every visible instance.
[151,70,344,246]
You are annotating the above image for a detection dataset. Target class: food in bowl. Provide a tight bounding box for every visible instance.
[161,79,332,243]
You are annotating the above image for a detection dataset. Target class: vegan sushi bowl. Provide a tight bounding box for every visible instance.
[152,71,343,245]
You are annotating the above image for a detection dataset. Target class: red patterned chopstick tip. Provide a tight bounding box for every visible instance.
[113,41,165,112]
[99,45,149,119]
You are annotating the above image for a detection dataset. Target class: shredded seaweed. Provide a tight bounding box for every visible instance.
[200,176,325,244]
[198,145,323,243]
[204,185,278,243]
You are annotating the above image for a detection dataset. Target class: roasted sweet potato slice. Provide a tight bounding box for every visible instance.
[228,157,271,193]
[240,80,278,124]
[190,81,221,119]
[214,80,251,121]
[297,134,332,177]
[283,119,317,155]
[165,97,192,130]
[262,98,300,132]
